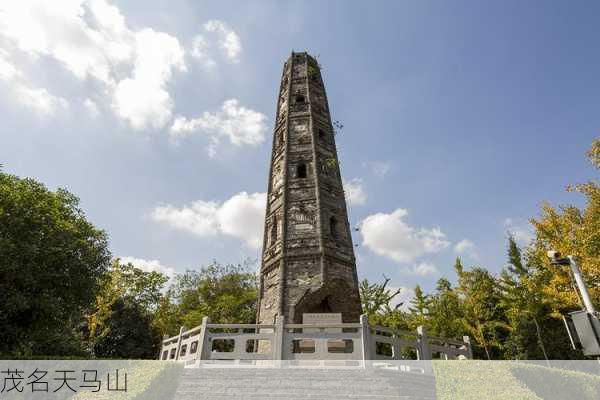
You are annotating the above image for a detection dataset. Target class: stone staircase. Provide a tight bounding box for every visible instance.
[173,364,437,400]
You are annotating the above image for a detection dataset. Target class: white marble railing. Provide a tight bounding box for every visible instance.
[159,315,472,362]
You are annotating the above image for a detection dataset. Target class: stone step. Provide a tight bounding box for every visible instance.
[178,372,434,383]
[175,390,431,398]
[177,377,435,386]
[178,381,431,388]
[178,374,433,384]
[181,369,432,377]
[176,396,431,400]
[172,367,436,400]
[175,396,431,400]
[177,384,434,392]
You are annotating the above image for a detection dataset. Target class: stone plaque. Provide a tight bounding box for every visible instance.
[303,313,342,333]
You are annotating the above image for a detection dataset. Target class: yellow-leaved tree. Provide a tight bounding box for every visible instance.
[529,138,600,316]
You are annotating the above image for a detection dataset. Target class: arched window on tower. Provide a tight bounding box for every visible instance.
[297,163,307,179]
[295,94,305,104]
[318,128,325,140]
[329,216,338,238]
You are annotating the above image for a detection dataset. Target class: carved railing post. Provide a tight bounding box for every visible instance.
[360,314,372,361]
[274,315,285,360]
[174,326,185,360]
[462,335,473,359]
[158,335,169,360]
[196,316,210,361]
[417,326,431,360]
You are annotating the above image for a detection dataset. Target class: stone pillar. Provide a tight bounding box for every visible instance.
[462,335,473,359]
[273,315,285,360]
[174,326,185,360]
[417,326,431,360]
[360,314,372,361]
[196,316,210,361]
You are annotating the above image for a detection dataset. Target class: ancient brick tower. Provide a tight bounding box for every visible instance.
[257,52,362,324]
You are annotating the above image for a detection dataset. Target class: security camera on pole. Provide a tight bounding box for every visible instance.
[548,251,600,357]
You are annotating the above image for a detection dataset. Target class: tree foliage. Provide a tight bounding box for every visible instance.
[0,172,111,356]
[359,277,409,331]
[528,140,600,315]
[93,298,161,359]
[85,259,168,358]
[154,260,258,336]
[360,276,401,316]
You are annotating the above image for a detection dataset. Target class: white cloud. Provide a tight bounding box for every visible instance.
[191,19,242,67]
[190,35,216,69]
[13,85,69,115]
[119,256,176,278]
[111,28,185,129]
[360,208,450,263]
[0,0,185,129]
[151,200,220,236]
[0,50,21,80]
[343,178,367,206]
[0,48,68,115]
[151,191,266,249]
[454,239,474,253]
[112,77,172,130]
[504,218,534,245]
[216,192,266,249]
[170,99,268,155]
[363,161,391,178]
[453,238,479,259]
[0,0,131,84]
[411,262,439,276]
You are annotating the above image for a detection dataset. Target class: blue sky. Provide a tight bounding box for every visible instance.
[1,0,598,303]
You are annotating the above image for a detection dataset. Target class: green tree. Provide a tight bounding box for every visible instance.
[499,235,550,360]
[0,172,111,356]
[156,260,258,336]
[359,277,409,330]
[93,298,161,359]
[359,276,402,316]
[408,285,431,329]
[528,139,600,315]
[86,259,168,354]
[455,259,509,359]
[428,278,465,339]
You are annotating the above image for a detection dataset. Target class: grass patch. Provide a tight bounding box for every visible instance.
[434,361,600,400]
[434,361,539,400]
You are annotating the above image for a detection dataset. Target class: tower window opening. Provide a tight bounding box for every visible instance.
[295,94,305,104]
[297,163,307,179]
[330,216,338,238]
[318,129,325,139]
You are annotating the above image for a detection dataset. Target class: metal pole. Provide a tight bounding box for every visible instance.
[568,256,596,314]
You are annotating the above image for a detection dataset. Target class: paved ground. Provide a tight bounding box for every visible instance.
[173,365,437,400]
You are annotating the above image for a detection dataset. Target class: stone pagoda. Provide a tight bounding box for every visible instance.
[257,52,362,324]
